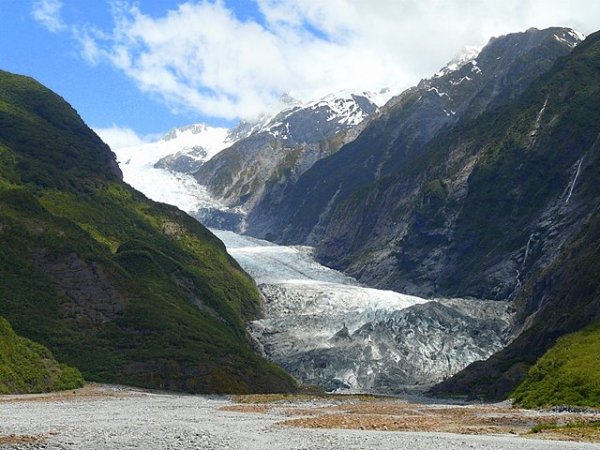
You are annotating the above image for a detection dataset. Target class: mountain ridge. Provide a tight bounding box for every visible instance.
[192,90,385,230]
[246,27,582,249]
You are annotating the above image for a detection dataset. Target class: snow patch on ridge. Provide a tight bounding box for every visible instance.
[554,29,586,48]
[434,45,482,78]
[253,89,393,138]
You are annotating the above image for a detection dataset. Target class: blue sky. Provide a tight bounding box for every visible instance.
[2,1,600,148]
[0,1,237,135]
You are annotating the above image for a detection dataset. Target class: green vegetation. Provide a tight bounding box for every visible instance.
[0,316,83,393]
[529,420,600,442]
[531,420,600,434]
[512,321,600,408]
[0,69,296,394]
[423,179,446,201]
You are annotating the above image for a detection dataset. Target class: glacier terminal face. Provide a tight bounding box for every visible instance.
[213,230,511,393]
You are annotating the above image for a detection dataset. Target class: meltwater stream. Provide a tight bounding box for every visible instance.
[213,230,511,393]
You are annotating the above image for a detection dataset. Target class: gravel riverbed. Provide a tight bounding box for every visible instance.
[1,385,598,450]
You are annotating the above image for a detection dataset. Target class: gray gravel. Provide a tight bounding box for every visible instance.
[1,387,598,450]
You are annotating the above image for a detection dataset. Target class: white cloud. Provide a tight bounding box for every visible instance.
[50,1,600,120]
[32,0,65,33]
[93,125,147,150]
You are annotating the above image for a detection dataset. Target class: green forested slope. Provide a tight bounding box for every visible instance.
[0,70,296,394]
[0,316,83,394]
[512,320,600,408]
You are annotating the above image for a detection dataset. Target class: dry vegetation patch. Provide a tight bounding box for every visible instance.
[0,434,47,445]
[226,394,600,442]
[220,404,271,413]
[0,383,139,404]
[231,393,376,404]
[528,420,600,443]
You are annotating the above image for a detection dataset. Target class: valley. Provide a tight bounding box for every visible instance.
[1,3,599,440]
[84,25,600,408]
[114,127,511,394]
[2,2,600,448]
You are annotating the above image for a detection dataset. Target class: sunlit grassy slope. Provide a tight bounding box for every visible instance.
[0,69,296,394]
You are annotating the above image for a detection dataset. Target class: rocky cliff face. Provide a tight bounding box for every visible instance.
[249,27,581,248]
[430,31,600,397]
[193,92,384,230]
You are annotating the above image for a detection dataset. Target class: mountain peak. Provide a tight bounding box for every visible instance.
[434,45,483,78]
[553,27,586,48]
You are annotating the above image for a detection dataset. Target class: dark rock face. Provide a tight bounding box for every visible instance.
[193,93,380,223]
[154,146,208,174]
[190,207,244,231]
[247,28,582,298]
[32,250,128,328]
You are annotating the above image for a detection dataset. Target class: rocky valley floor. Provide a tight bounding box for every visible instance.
[1,384,600,450]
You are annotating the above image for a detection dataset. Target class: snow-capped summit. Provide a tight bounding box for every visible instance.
[109,87,387,233]
[157,123,232,157]
[226,89,396,145]
[247,90,382,145]
[434,45,482,78]
[193,89,383,222]
[115,122,233,182]
[150,124,238,175]
[308,90,382,126]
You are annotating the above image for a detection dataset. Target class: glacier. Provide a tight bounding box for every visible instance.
[115,124,232,212]
[214,230,511,393]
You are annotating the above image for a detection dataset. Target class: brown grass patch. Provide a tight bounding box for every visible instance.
[282,407,330,416]
[0,383,141,404]
[0,434,47,445]
[527,420,600,443]
[531,428,600,443]
[224,395,600,442]
[231,393,378,404]
[220,404,270,413]
[280,407,529,435]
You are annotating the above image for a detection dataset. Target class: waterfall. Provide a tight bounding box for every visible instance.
[566,158,583,204]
